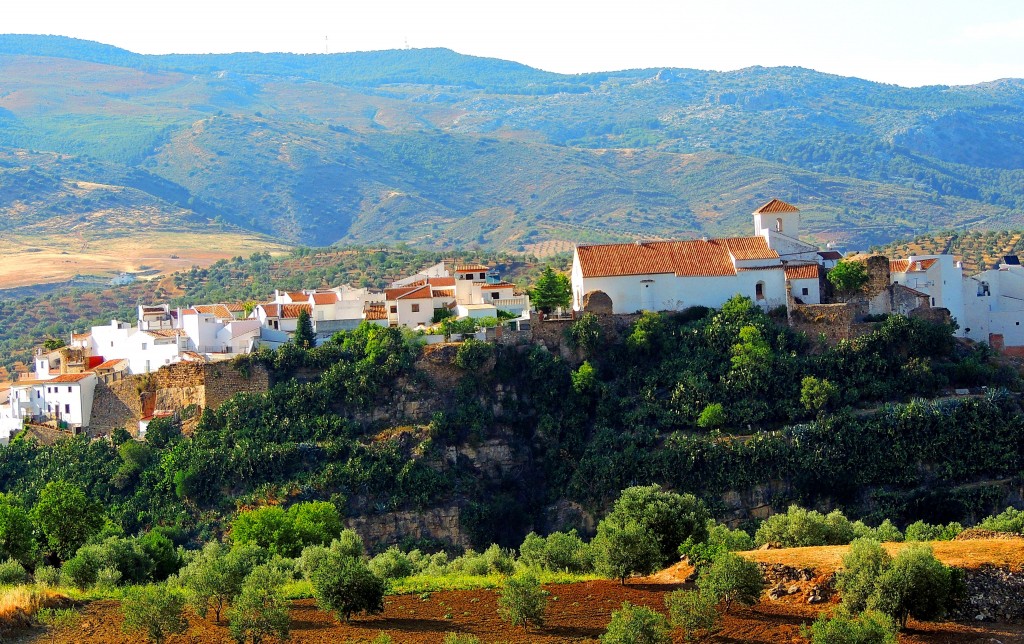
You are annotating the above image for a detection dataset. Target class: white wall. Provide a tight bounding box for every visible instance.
[574,270,788,314]
[891,255,966,336]
[43,376,96,428]
[789,277,821,304]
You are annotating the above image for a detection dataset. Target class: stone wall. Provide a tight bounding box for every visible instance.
[87,360,269,435]
[203,363,270,409]
[788,303,864,345]
[344,505,470,549]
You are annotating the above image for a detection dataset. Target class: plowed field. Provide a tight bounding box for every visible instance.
[13,539,1024,643]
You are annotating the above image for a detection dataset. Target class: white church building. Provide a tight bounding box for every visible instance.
[571,199,822,314]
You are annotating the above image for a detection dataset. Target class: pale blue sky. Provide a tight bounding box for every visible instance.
[7,0,1024,86]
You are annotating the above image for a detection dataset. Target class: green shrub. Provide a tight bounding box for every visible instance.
[696,552,764,613]
[806,609,898,644]
[121,583,188,644]
[755,505,864,548]
[594,519,662,584]
[0,557,27,585]
[231,502,344,558]
[455,339,493,371]
[836,538,891,613]
[227,564,291,644]
[368,546,413,580]
[904,521,963,542]
[596,485,710,574]
[310,552,385,623]
[696,403,726,429]
[33,564,60,586]
[868,544,955,627]
[96,566,122,590]
[177,541,263,623]
[977,507,1024,534]
[443,633,480,644]
[665,589,720,641]
[679,520,753,571]
[61,546,104,588]
[0,493,38,567]
[599,601,671,644]
[497,570,547,629]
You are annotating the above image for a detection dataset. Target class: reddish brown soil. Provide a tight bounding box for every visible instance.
[18,577,1024,644]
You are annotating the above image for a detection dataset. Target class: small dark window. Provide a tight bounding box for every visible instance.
[801,288,809,296]
[755,282,765,300]
[479,273,486,280]
[68,386,72,393]
[390,305,397,314]
[411,304,420,313]
[64,404,70,414]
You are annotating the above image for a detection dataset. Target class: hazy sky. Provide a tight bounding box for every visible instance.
[7,0,1024,87]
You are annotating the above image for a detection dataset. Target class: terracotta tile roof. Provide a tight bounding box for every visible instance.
[311,293,338,305]
[428,276,456,287]
[365,304,387,321]
[223,302,246,312]
[432,288,455,297]
[280,304,312,319]
[181,351,207,362]
[286,291,307,302]
[455,264,490,272]
[395,285,433,300]
[481,282,516,290]
[754,198,799,214]
[575,237,777,279]
[260,304,281,317]
[818,251,843,261]
[140,306,167,314]
[721,237,779,261]
[48,373,94,383]
[785,264,821,280]
[180,309,199,315]
[194,304,234,319]
[71,332,91,341]
[144,329,187,338]
[890,259,938,273]
[93,359,126,370]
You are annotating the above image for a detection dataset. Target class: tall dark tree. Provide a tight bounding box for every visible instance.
[294,308,315,349]
[530,266,571,314]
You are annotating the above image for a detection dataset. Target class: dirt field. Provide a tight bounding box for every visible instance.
[0,231,290,290]
[9,539,1024,643]
[744,537,1024,573]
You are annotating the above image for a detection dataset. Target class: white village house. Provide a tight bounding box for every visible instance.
[571,199,822,314]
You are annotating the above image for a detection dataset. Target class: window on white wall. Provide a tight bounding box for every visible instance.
[755,282,765,300]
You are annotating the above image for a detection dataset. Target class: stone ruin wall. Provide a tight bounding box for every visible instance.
[88,361,269,435]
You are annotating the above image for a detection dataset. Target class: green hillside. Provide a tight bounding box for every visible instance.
[2,35,1024,255]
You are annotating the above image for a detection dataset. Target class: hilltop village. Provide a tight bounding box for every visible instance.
[3,198,1024,442]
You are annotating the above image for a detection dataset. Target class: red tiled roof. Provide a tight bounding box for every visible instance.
[194,304,234,319]
[455,264,489,272]
[754,198,799,214]
[396,285,433,300]
[575,237,777,279]
[48,373,94,383]
[280,304,312,319]
[481,282,516,290]
[286,291,306,302]
[145,329,187,338]
[785,264,821,280]
[890,258,938,273]
[428,276,456,287]
[223,302,246,312]
[93,359,126,370]
[71,332,91,341]
[311,293,338,305]
[180,309,198,315]
[365,304,387,321]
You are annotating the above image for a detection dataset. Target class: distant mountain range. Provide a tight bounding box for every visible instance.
[3,34,1024,252]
